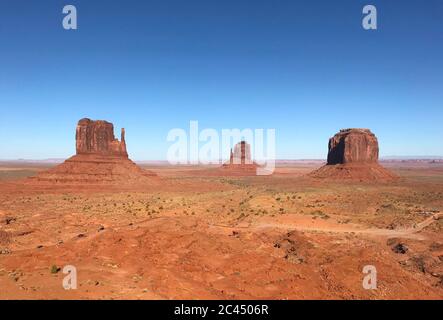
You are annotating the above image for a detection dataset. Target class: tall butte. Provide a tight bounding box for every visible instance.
[309,128,397,182]
[30,118,156,184]
[221,141,259,175]
[75,118,128,157]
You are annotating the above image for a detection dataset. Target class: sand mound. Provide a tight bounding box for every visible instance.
[28,154,156,185]
[309,163,397,182]
[220,163,260,176]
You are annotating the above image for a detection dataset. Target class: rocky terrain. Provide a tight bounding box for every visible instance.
[0,161,442,299]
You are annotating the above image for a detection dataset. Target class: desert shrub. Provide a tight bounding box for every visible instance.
[50,265,60,274]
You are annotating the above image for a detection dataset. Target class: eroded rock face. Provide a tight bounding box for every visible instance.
[76,118,127,157]
[230,141,252,165]
[327,129,379,165]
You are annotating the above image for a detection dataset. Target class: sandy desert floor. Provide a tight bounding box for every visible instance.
[0,162,442,299]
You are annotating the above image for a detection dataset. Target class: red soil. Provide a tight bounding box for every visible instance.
[309,163,398,182]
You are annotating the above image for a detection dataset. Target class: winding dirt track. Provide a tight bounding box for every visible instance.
[252,213,443,240]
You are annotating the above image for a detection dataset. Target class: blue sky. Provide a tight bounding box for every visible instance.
[0,0,442,160]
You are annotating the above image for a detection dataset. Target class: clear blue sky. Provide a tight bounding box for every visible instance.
[0,0,442,160]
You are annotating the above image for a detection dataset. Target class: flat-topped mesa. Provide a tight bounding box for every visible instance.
[230,141,252,165]
[75,118,128,157]
[327,128,379,165]
[309,128,397,182]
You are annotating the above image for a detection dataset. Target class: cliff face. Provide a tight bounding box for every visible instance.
[327,129,379,165]
[75,118,128,158]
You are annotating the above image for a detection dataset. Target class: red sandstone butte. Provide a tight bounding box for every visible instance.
[29,118,156,185]
[221,141,259,175]
[310,128,397,182]
[327,129,379,164]
[230,141,253,165]
[75,118,128,157]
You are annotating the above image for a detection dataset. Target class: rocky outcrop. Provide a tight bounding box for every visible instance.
[230,141,252,165]
[221,141,259,176]
[310,129,396,182]
[29,118,156,185]
[327,129,378,165]
[76,118,128,157]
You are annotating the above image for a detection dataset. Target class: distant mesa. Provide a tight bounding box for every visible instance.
[29,118,156,185]
[230,140,252,166]
[221,141,259,175]
[309,128,397,182]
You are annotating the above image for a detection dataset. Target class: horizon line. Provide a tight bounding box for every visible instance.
[1,156,443,163]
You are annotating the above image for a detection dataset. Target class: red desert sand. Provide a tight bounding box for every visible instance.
[0,123,441,300]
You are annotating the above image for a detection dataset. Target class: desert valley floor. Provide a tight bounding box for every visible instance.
[0,161,442,299]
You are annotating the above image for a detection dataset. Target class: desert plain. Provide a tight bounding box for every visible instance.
[0,160,442,300]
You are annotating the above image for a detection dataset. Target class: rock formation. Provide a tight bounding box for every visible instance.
[327,129,378,165]
[309,129,397,182]
[75,118,128,157]
[230,141,252,165]
[29,118,156,185]
[221,141,259,175]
